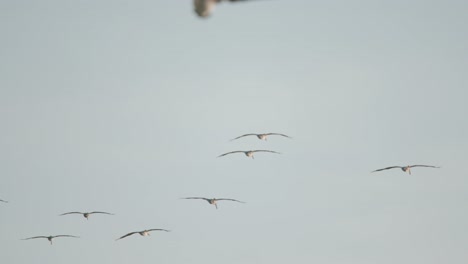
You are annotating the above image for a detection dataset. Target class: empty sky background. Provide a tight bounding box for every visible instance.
[1,0,467,263]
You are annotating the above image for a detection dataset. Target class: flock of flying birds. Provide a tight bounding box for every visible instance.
[1,131,440,245]
[0,132,284,245]
[0,0,445,254]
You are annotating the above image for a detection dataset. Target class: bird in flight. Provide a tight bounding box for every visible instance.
[22,235,79,245]
[231,133,291,141]
[181,197,245,209]
[0,199,8,203]
[116,229,170,241]
[372,165,440,175]
[194,0,259,18]
[59,211,114,220]
[218,150,280,159]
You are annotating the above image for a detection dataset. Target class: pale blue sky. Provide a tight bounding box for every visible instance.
[1,1,467,263]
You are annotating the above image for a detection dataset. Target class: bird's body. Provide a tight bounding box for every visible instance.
[60,211,113,220]
[231,133,291,141]
[217,150,280,159]
[182,197,245,209]
[372,165,440,175]
[194,0,217,17]
[116,229,170,241]
[194,0,253,18]
[22,235,79,245]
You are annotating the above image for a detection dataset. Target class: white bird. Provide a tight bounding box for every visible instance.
[116,229,170,241]
[218,150,280,159]
[194,0,257,18]
[372,165,440,175]
[0,199,8,203]
[181,197,245,209]
[231,133,291,141]
[60,211,114,220]
[22,235,79,245]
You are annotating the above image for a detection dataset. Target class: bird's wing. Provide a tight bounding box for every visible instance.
[371,166,402,172]
[217,151,245,157]
[409,165,440,169]
[89,211,114,215]
[230,134,257,141]
[216,198,245,203]
[0,199,8,203]
[147,229,170,232]
[22,236,48,240]
[53,235,79,239]
[116,232,137,241]
[265,133,292,138]
[252,150,281,154]
[59,212,83,216]
[181,197,209,201]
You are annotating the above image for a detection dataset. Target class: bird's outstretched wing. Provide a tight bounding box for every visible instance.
[265,133,292,138]
[217,151,245,157]
[89,211,114,215]
[216,198,245,203]
[53,235,79,239]
[371,166,402,173]
[59,212,83,216]
[116,232,138,241]
[251,150,281,154]
[22,236,48,240]
[0,199,8,203]
[181,197,209,201]
[230,134,258,141]
[409,165,440,169]
[147,229,170,233]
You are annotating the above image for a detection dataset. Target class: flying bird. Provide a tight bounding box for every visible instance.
[372,165,440,175]
[194,0,258,18]
[0,199,8,203]
[22,235,79,245]
[181,197,245,209]
[60,211,114,220]
[116,229,170,241]
[218,150,280,159]
[230,133,291,141]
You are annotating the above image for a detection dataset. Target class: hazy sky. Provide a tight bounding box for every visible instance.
[1,1,467,263]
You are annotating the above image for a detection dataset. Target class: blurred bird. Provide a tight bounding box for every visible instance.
[59,211,114,220]
[116,229,170,241]
[372,165,440,175]
[218,150,280,159]
[231,133,291,141]
[181,197,245,209]
[0,199,8,203]
[22,235,79,245]
[194,0,258,18]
